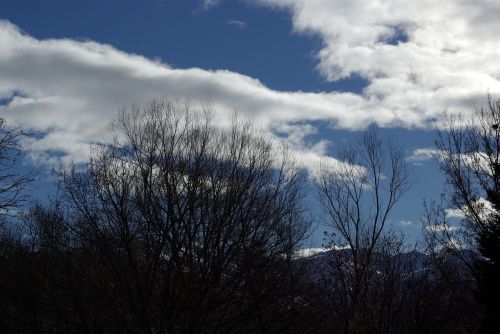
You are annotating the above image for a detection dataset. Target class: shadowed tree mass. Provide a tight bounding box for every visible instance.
[0,97,497,333]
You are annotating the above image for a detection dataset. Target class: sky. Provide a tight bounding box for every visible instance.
[1,0,500,247]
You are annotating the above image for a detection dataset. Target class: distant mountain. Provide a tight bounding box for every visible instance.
[295,248,476,283]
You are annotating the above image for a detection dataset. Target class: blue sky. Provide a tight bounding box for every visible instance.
[2,0,500,247]
[0,0,367,92]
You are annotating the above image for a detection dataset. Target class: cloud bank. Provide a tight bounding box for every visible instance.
[2,0,500,166]
[0,20,344,165]
[255,0,500,124]
[0,20,378,167]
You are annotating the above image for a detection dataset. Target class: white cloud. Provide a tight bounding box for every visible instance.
[3,0,500,172]
[426,224,458,233]
[227,20,247,29]
[408,148,440,165]
[461,197,497,222]
[201,0,221,10]
[254,0,500,126]
[294,245,349,258]
[269,122,343,179]
[433,148,494,176]
[0,20,388,172]
[444,197,496,222]
[398,220,413,227]
[294,247,329,258]
[445,208,465,219]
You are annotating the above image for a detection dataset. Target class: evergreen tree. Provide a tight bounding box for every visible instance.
[476,188,500,332]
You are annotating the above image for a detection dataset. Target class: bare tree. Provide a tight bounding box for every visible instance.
[425,96,500,332]
[0,118,39,332]
[55,98,310,333]
[0,118,33,214]
[315,126,412,333]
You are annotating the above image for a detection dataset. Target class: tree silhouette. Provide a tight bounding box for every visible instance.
[429,96,500,332]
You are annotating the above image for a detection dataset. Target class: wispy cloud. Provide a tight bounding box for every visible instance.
[426,224,458,233]
[445,208,465,219]
[227,20,247,29]
[398,220,413,227]
[294,245,349,258]
[408,148,440,165]
[201,0,221,10]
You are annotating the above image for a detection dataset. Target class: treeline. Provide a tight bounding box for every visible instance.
[0,98,497,333]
